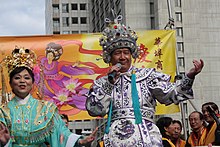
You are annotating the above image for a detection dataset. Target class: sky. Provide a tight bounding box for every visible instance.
[0,0,45,36]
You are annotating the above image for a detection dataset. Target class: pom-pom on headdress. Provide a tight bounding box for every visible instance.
[2,46,37,74]
[99,10,139,63]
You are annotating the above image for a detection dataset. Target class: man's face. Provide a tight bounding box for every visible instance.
[170,122,181,139]
[189,112,203,131]
[110,48,132,73]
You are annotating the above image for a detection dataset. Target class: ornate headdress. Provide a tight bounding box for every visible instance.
[2,46,37,74]
[99,11,139,63]
[45,42,63,61]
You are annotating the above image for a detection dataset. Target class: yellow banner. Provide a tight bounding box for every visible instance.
[0,30,178,120]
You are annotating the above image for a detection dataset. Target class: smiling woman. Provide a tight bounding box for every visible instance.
[0,0,45,36]
[0,47,97,146]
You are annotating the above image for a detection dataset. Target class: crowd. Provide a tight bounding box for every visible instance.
[0,11,219,147]
[155,102,220,147]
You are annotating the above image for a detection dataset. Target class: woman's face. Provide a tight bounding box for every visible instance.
[47,52,54,63]
[165,122,175,136]
[10,69,33,99]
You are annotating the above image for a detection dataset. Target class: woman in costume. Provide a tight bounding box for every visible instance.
[0,47,97,146]
[36,42,94,104]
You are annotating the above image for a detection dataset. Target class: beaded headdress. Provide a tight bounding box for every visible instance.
[99,11,139,63]
[2,46,37,74]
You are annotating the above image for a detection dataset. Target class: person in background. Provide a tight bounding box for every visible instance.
[186,111,206,146]
[202,102,220,145]
[170,120,186,147]
[0,47,97,147]
[61,114,69,127]
[86,11,204,146]
[156,117,175,147]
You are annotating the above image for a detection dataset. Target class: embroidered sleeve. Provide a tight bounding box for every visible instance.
[147,70,194,105]
[86,76,114,117]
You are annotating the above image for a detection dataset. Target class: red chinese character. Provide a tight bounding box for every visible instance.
[135,43,152,63]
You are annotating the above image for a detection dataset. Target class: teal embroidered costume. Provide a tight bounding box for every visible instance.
[0,95,82,147]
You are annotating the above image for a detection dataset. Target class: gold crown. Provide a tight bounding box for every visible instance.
[2,46,37,73]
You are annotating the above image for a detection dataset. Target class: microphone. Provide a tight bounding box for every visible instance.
[108,63,122,83]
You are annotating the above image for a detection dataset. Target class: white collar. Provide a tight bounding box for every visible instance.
[15,94,30,105]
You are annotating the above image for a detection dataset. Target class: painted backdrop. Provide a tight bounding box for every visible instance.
[0,30,178,120]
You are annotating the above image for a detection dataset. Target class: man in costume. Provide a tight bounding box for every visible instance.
[85,12,204,147]
[0,47,97,146]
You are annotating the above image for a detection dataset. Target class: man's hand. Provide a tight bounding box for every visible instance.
[187,59,204,79]
[0,123,10,146]
[79,127,98,145]
[108,63,121,84]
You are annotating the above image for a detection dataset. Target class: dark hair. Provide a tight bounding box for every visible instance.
[189,111,204,120]
[202,102,219,114]
[9,66,35,84]
[172,120,182,130]
[61,114,69,122]
[156,117,173,138]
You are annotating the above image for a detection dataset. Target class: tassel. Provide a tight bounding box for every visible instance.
[1,65,7,104]
[131,70,142,124]
[105,100,113,134]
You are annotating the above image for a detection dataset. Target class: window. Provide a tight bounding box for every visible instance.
[63,31,70,34]
[53,31,60,34]
[81,30,88,33]
[53,18,60,27]
[150,2,154,15]
[72,17,78,24]
[62,3,69,13]
[176,12,182,22]
[62,17,69,27]
[72,31,79,34]
[53,4,59,13]
[178,57,185,67]
[176,27,183,37]
[150,17,155,29]
[175,0,181,7]
[80,17,87,24]
[80,4,86,10]
[75,129,82,135]
[177,42,184,52]
[71,3,78,10]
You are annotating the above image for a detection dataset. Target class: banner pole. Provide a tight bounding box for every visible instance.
[166,0,188,140]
